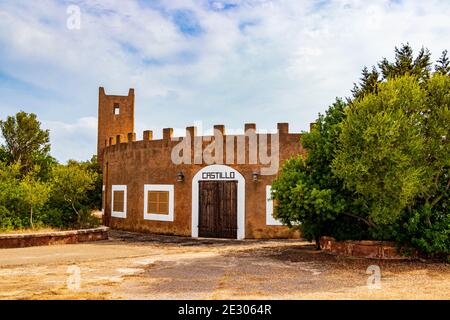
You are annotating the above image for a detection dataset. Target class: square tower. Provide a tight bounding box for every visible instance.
[97,87,135,167]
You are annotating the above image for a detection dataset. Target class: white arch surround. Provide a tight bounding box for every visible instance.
[191,164,245,240]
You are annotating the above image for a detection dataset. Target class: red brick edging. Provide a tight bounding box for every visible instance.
[0,227,109,249]
[319,236,416,259]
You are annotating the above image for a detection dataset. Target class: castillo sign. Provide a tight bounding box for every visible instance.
[201,171,236,180]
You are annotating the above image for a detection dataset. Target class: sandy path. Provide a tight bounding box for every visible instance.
[0,231,448,300]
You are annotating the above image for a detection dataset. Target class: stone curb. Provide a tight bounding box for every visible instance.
[319,236,417,260]
[0,226,109,249]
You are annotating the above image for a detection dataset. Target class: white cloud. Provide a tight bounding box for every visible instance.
[0,0,449,162]
[43,117,97,162]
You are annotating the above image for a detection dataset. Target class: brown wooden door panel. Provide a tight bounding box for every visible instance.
[198,181,237,239]
[198,181,217,238]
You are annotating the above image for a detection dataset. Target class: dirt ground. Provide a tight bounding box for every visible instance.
[0,230,449,300]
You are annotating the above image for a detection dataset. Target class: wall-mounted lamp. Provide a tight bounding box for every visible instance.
[176,171,185,182]
[252,171,259,182]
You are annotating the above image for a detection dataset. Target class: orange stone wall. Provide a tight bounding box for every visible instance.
[97,87,134,167]
[98,88,306,239]
[319,236,417,259]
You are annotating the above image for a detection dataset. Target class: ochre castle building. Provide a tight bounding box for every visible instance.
[98,87,306,239]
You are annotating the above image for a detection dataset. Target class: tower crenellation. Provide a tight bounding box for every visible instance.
[97,87,135,166]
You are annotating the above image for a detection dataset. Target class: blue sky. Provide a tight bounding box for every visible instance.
[0,0,449,162]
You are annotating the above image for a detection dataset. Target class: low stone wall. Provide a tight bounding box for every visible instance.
[319,236,416,259]
[0,227,109,249]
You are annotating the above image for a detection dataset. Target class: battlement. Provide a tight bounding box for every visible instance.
[105,122,299,147]
[97,87,135,167]
[102,122,305,168]
[98,88,311,168]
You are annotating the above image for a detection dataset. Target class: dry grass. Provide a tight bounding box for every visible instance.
[0,227,63,235]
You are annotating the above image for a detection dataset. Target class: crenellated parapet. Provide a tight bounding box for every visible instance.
[103,123,305,170]
[105,122,299,147]
[97,87,134,167]
[98,87,307,170]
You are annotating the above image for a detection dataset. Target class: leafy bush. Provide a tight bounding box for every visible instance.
[0,112,103,232]
[49,161,99,228]
[393,176,450,259]
[78,207,101,229]
[273,45,450,259]
[0,206,22,230]
[0,160,101,231]
[272,100,370,246]
[38,206,72,229]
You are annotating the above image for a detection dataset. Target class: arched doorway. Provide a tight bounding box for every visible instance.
[191,165,245,239]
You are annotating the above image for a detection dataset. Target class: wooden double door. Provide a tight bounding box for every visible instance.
[198,181,238,239]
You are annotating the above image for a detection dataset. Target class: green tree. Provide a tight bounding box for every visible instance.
[352,44,436,100]
[272,99,369,245]
[19,169,51,228]
[378,44,432,83]
[50,162,98,226]
[333,76,428,225]
[397,74,450,258]
[0,111,50,174]
[69,155,102,210]
[422,74,450,207]
[273,45,449,257]
[351,66,380,100]
[332,74,449,242]
[0,146,8,163]
[0,162,23,229]
[435,50,450,75]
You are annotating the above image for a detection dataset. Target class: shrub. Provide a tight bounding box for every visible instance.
[271,100,370,246]
[273,46,450,259]
[0,206,22,230]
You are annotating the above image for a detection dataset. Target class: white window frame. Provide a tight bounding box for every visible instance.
[144,184,174,222]
[111,185,127,218]
[102,185,105,215]
[266,185,283,226]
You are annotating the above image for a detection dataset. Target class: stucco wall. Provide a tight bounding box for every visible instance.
[97,87,134,166]
[102,125,304,239]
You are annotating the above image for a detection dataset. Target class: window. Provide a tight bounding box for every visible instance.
[144,185,174,221]
[113,103,120,115]
[266,185,282,226]
[147,191,169,215]
[111,185,127,218]
[113,191,124,211]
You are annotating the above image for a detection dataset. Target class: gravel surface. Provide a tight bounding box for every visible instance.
[0,230,448,300]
